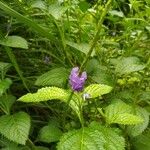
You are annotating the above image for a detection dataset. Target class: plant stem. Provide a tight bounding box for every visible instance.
[4,46,30,91]
[80,0,112,72]
[26,139,35,150]
[62,91,74,129]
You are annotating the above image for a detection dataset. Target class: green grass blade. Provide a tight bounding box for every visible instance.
[4,46,30,91]
[0,1,53,40]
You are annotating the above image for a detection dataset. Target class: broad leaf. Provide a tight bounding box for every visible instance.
[18,87,82,121]
[127,107,149,136]
[0,95,16,114]
[18,87,69,103]
[0,112,31,145]
[38,123,62,143]
[35,67,69,87]
[57,122,125,150]
[105,102,143,125]
[115,57,145,75]
[0,36,28,49]
[83,84,112,98]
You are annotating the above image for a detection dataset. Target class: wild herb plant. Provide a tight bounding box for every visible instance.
[0,0,150,149]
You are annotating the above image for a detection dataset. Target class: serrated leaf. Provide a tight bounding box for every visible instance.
[35,67,69,87]
[57,122,125,150]
[0,78,12,96]
[115,57,145,75]
[0,95,16,114]
[66,41,95,56]
[83,84,112,98]
[18,87,69,102]
[105,102,143,125]
[0,36,28,49]
[0,112,30,145]
[38,123,62,143]
[18,87,82,122]
[127,107,149,136]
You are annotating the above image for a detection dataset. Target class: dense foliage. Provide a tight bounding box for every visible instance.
[0,0,150,149]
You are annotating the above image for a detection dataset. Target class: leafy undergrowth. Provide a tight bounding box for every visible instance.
[0,0,150,149]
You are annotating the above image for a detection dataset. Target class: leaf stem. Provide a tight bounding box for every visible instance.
[80,0,112,72]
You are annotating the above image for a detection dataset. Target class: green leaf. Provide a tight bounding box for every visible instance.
[0,112,31,145]
[33,146,49,150]
[0,95,16,114]
[1,142,20,150]
[132,130,150,150]
[18,87,82,121]
[38,123,62,143]
[0,78,12,96]
[115,57,145,75]
[86,59,114,86]
[48,4,68,20]
[57,122,125,150]
[0,36,28,49]
[79,1,90,12]
[0,1,53,40]
[83,84,112,98]
[66,41,95,56]
[127,107,149,136]
[105,102,143,125]
[31,0,46,10]
[18,87,69,102]
[109,10,124,17]
[0,62,11,76]
[35,67,69,87]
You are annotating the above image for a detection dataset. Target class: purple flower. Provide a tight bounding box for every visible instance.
[69,67,87,92]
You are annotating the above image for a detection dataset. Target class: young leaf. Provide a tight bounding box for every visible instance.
[38,123,62,143]
[35,67,69,87]
[0,112,31,145]
[115,57,145,75]
[127,107,149,136]
[83,84,112,98]
[0,36,28,49]
[105,102,143,125]
[57,122,125,150]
